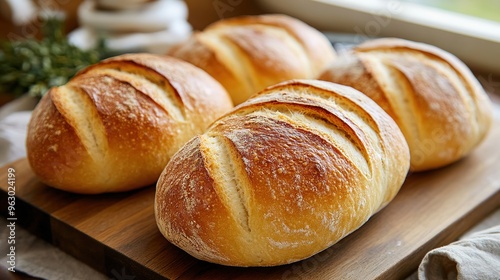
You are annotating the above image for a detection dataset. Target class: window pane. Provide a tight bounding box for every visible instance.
[397,0,500,23]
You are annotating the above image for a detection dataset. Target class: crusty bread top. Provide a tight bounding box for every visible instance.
[320,38,492,171]
[168,14,336,105]
[155,80,409,266]
[26,53,233,193]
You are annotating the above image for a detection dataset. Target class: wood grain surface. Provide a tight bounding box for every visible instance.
[1,104,499,280]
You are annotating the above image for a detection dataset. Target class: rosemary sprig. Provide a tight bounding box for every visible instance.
[0,17,107,98]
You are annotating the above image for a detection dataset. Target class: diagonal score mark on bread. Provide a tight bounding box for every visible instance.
[358,46,485,135]
[244,24,313,86]
[324,38,495,171]
[230,82,394,181]
[199,134,252,234]
[197,32,255,99]
[167,14,336,106]
[362,54,423,154]
[211,24,312,94]
[208,14,322,79]
[50,85,108,162]
[233,105,372,181]
[80,61,186,122]
[364,50,482,155]
[405,51,482,142]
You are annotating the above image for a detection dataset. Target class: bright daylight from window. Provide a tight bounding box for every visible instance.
[398,0,500,23]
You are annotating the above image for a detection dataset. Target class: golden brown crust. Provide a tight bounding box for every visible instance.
[168,14,336,105]
[319,38,493,171]
[155,79,410,266]
[26,53,233,194]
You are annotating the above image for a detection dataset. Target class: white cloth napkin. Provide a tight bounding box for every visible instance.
[418,224,500,280]
[0,95,37,166]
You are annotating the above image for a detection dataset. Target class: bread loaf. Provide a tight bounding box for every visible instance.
[26,53,233,194]
[319,38,493,171]
[168,14,337,105]
[155,79,410,266]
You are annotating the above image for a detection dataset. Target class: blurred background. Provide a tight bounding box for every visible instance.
[397,0,500,22]
[2,0,499,39]
[0,0,264,39]
[1,0,499,105]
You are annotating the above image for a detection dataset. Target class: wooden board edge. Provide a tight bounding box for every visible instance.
[380,189,500,279]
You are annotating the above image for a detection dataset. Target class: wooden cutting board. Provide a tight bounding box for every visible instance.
[1,105,500,280]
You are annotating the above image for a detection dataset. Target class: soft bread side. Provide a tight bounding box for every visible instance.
[168,14,337,105]
[26,53,233,194]
[155,79,410,266]
[319,38,493,171]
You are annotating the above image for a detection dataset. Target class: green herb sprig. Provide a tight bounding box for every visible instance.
[0,17,107,98]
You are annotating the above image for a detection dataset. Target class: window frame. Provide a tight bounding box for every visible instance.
[257,0,500,75]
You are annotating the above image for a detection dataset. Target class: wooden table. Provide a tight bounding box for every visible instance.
[1,99,499,279]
